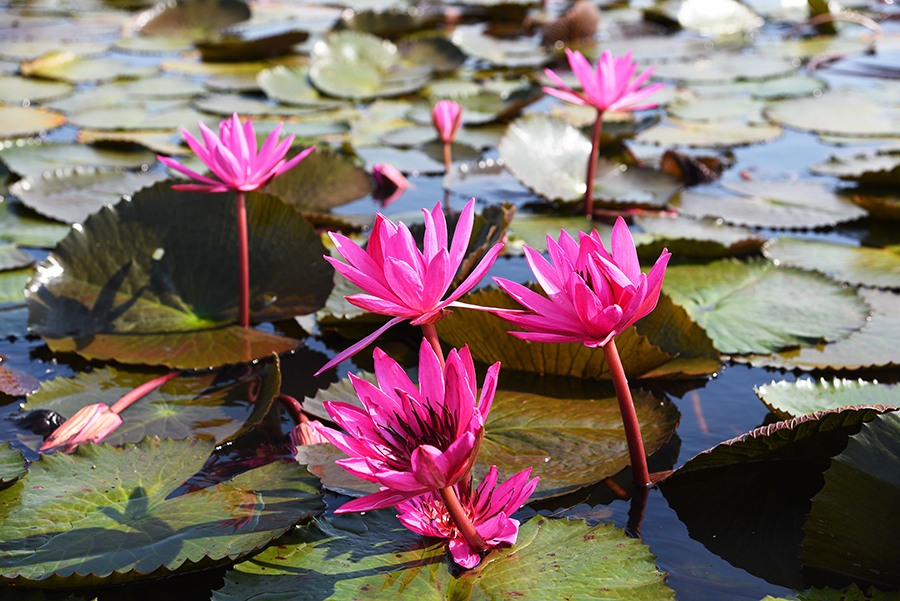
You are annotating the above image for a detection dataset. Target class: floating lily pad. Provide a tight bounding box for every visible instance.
[506,213,597,255]
[756,378,900,420]
[668,95,764,121]
[0,244,34,271]
[850,188,900,220]
[114,34,196,55]
[23,361,280,447]
[0,40,109,62]
[0,201,71,248]
[810,150,900,185]
[11,168,169,224]
[309,31,432,100]
[354,146,445,174]
[257,65,348,108]
[0,107,66,139]
[213,510,673,600]
[767,90,900,138]
[262,147,372,212]
[337,7,443,38]
[757,37,872,61]
[76,129,186,156]
[0,142,157,177]
[636,117,783,147]
[0,438,323,588]
[663,257,869,355]
[67,106,207,132]
[133,0,251,37]
[596,36,710,63]
[652,55,793,83]
[0,75,73,105]
[192,93,321,118]
[633,214,765,259]
[26,183,332,369]
[451,25,547,68]
[763,238,900,289]
[740,288,900,371]
[196,26,308,63]
[0,267,33,310]
[21,53,156,84]
[801,411,900,588]
[688,74,826,100]
[0,444,25,488]
[647,0,762,37]
[675,180,867,229]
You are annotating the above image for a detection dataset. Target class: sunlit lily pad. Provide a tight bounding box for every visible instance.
[0,444,25,488]
[688,74,826,100]
[133,0,250,37]
[192,93,320,118]
[0,244,34,271]
[756,378,900,420]
[633,214,766,259]
[337,7,442,38]
[76,130,186,156]
[0,107,66,139]
[0,201,71,248]
[22,361,280,447]
[801,411,900,588]
[739,288,900,371]
[763,238,900,289]
[0,142,157,177]
[646,0,762,37]
[67,106,207,132]
[668,95,764,121]
[505,213,597,255]
[26,183,332,369]
[309,31,432,100]
[354,146,444,174]
[652,55,794,83]
[213,510,673,600]
[0,40,109,61]
[160,55,303,77]
[0,267,33,310]
[257,65,348,108]
[0,438,323,587]
[663,257,870,355]
[636,117,783,147]
[262,147,372,212]
[757,37,872,61]
[10,168,169,224]
[675,180,867,229]
[809,150,900,185]
[767,90,900,137]
[21,53,156,84]
[0,75,73,105]
[596,36,710,63]
[450,25,547,67]
[114,34,196,55]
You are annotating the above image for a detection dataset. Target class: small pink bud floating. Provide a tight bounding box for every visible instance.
[157,113,315,327]
[397,466,539,568]
[39,403,122,454]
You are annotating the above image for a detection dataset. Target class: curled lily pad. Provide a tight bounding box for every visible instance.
[337,7,444,38]
[10,167,169,224]
[767,90,900,138]
[756,378,900,420]
[309,31,432,100]
[25,183,332,369]
[663,257,870,355]
[0,438,323,588]
[850,188,900,221]
[0,107,66,139]
[763,237,900,289]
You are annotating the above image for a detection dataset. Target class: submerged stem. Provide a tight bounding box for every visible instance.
[603,338,651,487]
[440,485,489,554]
[421,323,445,370]
[110,371,179,415]
[584,111,604,217]
[236,190,250,328]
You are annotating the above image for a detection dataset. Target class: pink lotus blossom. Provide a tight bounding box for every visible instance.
[543,49,664,114]
[432,100,463,144]
[493,217,670,347]
[316,198,503,375]
[157,113,315,193]
[397,466,538,568]
[313,339,500,514]
[40,403,122,453]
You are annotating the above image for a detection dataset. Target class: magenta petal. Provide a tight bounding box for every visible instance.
[334,489,423,514]
[314,316,407,376]
[449,537,481,568]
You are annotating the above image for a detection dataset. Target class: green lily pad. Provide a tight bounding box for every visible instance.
[397,36,466,74]
[337,7,442,38]
[257,65,348,108]
[633,215,766,259]
[196,26,308,63]
[21,53,156,84]
[262,147,372,212]
[114,34,196,55]
[809,150,900,185]
[0,244,34,271]
[499,114,681,206]
[801,411,900,588]
[756,378,900,420]
[192,93,321,118]
[0,438,323,588]
[23,361,280,447]
[134,0,250,37]
[757,37,873,61]
[0,267,33,309]
[596,36,710,63]
[10,168,170,224]
[0,107,66,139]
[652,55,794,83]
[739,288,900,371]
[763,238,900,289]
[213,510,673,600]
[636,117,783,147]
[0,200,71,248]
[25,183,332,369]
[450,25,548,67]
[662,257,870,355]
[687,74,827,100]
[67,106,208,132]
[309,31,432,100]
[0,40,109,62]
[0,142,157,177]
[0,75,73,104]
[76,129,187,156]
[767,90,900,138]
[674,180,867,229]
[668,95,764,121]
[0,444,26,488]
[354,146,445,174]
[661,405,895,589]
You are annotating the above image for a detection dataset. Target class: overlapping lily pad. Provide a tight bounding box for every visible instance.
[0,107,66,139]
[133,0,250,37]
[763,238,900,289]
[767,90,900,137]
[809,150,900,185]
[0,444,25,488]
[21,53,155,84]
[0,142,157,177]
[662,257,869,355]
[25,183,332,369]
[0,200,71,248]
[213,510,673,600]
[0,75,73,104]
[257,65,348,108]
[756,378,900,420]
[633,215,766,259]
[450,25,547,67]
[0,438,323,588]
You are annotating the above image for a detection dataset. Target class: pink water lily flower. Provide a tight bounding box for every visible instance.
[157,113,315,193]
[494,217,670,347]
[316,198,503,375]
[313,339,500,514]
[432,100,463,144]
[543,49,664,114]
[40,403,122,454]
[397,466,539,568]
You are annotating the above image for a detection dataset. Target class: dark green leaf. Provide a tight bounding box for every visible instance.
[0,444,26,488]
[263,147,372,212]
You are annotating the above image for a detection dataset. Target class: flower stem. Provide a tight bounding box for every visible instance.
[236,190,250,327]
[110,371,179,415]
[440,485,489,554]
[584,111,604,217]
[603,338,651,487]
[421,323,445,369]
[443,141,452,174]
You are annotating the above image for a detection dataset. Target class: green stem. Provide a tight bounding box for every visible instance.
[584,111,604,217]
[421,323,445,369]
[236,190,250,327]
[440,485,489,554]
[603,338,651,487]
[110,371,179,415]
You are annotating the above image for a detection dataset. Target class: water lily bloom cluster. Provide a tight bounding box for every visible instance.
[397,466,539,568]
[494,217,670,348]
[432,100,463,144]
[313,340,500,514]
[157,113,315,193]
[316,198,503,374]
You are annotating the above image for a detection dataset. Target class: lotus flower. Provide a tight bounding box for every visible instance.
[316,198,503,375]
[397,466,539,568]
[543,49,664,114]
[157,113,315,193]
[493,217,670,347]
[432,100,463,144]
[39,403,122,453]
[313,339,500,514]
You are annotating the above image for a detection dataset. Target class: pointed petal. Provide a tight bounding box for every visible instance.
[314,316,407,376]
